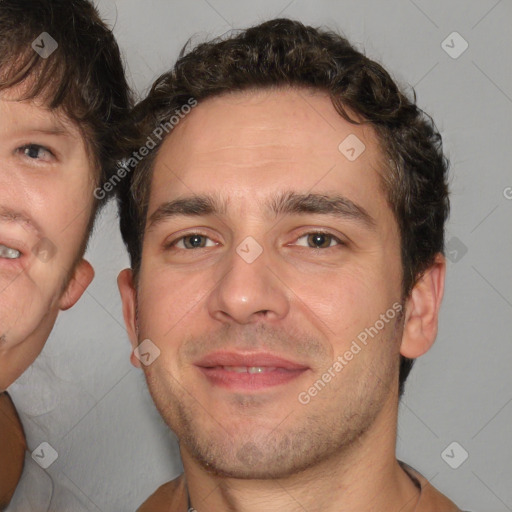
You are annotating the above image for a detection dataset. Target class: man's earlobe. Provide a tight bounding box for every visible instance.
[117,268,141,368]
[59,259,95,311]
[400,254,446,359]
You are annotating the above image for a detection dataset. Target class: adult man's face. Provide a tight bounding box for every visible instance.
[119,87,441,479]
[0,88,95,390]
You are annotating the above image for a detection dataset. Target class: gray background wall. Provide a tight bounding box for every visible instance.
[7,0,512,510]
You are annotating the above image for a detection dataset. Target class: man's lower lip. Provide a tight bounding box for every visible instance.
[197,366,307,390]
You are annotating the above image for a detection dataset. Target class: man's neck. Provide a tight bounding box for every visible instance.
[181,403,420,512]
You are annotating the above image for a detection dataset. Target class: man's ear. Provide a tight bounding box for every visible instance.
[59,259,94,311]
[400,254,446,359]
[117,268,141,368]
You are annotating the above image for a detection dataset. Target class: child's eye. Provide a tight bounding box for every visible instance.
[16,144,55,162]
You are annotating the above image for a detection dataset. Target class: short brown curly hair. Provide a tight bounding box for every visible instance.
[117,18,450,396]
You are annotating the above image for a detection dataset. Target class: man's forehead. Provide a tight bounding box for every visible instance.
[150,91,387,211]
[153,88,382,182]
[164,88,357,145]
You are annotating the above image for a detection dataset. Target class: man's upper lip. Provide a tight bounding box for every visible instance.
[195,351,309,370]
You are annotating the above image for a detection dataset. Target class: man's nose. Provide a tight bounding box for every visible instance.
[206,238,290,325]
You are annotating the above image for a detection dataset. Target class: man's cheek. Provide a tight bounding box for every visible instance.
[141,277,204,328]
[30,236,59,265]
[290,272,370,329]
[144,350,182,395]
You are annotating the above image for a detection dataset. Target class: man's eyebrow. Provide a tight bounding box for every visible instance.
[148,195,228,229]
[267,191,376,229]
[148,191,375,231]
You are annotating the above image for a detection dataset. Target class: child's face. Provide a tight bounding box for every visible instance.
[0,87,96,390]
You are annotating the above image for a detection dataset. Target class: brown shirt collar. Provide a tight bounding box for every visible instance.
[399,461,462,512]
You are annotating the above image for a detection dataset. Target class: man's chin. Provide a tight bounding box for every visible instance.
[180,428,330,481]
[189,452,323,481]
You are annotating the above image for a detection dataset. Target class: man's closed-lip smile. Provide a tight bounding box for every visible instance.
[194,351,310,390]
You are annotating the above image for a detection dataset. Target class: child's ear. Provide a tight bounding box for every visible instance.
[59,259,94,311]
[400,254,446,358]
[117,268,141,368]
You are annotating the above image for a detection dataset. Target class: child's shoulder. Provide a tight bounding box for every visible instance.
[0,392,26,510]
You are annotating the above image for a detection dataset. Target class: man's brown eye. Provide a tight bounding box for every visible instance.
[295,232,342,249]
[183,235,207,249]
[307,233,334,248]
